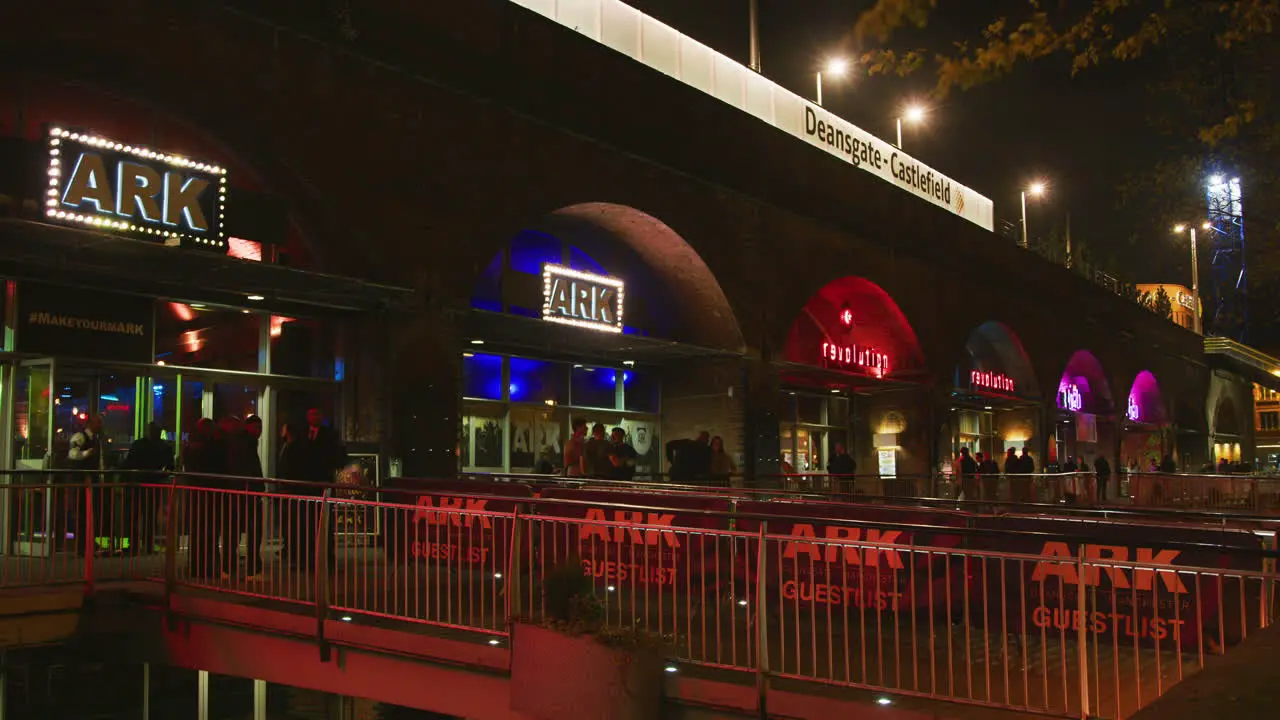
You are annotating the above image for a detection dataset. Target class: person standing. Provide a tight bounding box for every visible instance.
[228,414,266,581]
[563,419,588,477]
[605,427,638,481]
[666,431,711,484]
[182,418,224,579]
[1093,453,1111,504]
[67,415,105,557]
[828,443,856,494]
[708,435,737,485]
[955,447,978,500]
[583,423,611,478]
[120,422,173,556]
[284,409,346,571]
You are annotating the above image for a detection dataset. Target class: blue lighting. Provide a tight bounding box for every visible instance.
[508,383,520,397]
[463,353,504,400]
[623,372,631,384]
[334,358,346,382]
[100,394,120,402]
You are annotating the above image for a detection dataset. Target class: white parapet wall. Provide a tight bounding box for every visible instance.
[510,0,995,232]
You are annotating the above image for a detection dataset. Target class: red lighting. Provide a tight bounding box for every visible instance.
[821,341,890,377]
[270,315,293,338]
[227,237,263,262]
[78,412,87,421]
[104,403,132,413]
[169,302,195,322]
[970,369,1015,394]
[181,330,203,353]
[839,305,853,328]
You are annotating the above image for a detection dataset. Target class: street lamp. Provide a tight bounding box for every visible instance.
[1020,181,1047,249]
[1173,221,1211,334]
[896,104,926,149]
[816,58,849,106]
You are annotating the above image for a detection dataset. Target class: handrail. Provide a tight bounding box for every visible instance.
[1,474,1273,719]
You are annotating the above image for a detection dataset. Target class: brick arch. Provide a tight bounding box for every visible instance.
[959,320,1040,398]
[1125,370,1170,426]
[1212,394,1243,437]
[472,202,744,351]
[1057,350,1114,415]
[782,276,926,378]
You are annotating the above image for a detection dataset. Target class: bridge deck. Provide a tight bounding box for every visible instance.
[0,545,1212,719]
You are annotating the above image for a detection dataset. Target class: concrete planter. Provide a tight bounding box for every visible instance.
[510,622,663,720]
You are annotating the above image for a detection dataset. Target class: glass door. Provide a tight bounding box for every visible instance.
[8,360,54,555]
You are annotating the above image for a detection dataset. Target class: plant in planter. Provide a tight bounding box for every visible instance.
[509,557,671,720]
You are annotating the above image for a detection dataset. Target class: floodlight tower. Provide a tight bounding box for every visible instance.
[1205,174,1247,340]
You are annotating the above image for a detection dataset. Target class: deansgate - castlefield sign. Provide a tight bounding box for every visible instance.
[510,0,995,231]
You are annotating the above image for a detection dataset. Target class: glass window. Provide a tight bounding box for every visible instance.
[571,365,618,410]
[213,384,259,423]
[13,364,51,463]
[622,368,660,413]
[508,357,567,405]
[828,397,849,425]
[1261,411,1280,431]
[272,316,336,378]
[97,374,138,468]
[510,405,567,471]
[154,303,259,372]
[797,395,824,425]
[462,353,504,400]
[461,403,505,470]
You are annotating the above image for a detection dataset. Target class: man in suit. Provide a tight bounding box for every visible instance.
[283,408,346,570]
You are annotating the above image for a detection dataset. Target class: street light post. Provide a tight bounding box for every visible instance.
[1020,181,1047,250]
[1173,222,1209,334]
[896,105,925,149]
[815,58,848,106]
[748,0,761,72]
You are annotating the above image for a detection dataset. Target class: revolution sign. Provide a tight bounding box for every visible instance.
[45,126,227,249]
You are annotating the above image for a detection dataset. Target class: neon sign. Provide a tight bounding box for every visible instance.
[970,369,1015,394]
[839,304,853,328]
[821,341,890,377]
[1126,395,1141,422]
[1058,383,1083,412]
[45,127,227,248]
[542,263,625,333]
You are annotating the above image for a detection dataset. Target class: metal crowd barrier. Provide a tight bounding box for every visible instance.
[1126,473,1280,514]
[0,469,1276,719]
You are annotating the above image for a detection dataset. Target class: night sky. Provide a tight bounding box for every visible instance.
[627,0,1187,285]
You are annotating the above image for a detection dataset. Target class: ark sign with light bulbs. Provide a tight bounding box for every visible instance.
[542,263,625,333]
[45,127,227,249]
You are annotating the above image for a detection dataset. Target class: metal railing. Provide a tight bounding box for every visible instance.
[0,469,1275,719]
[1126,473,1280,514]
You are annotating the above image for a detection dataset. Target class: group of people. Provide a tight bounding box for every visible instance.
[666,431,738,484]
[66,408,346,581]
[558,419,640,480]
[953,446,1038,501]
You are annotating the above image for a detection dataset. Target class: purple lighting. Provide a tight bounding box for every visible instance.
[1126,370,1166,425]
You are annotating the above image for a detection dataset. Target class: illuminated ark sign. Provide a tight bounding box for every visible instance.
[970,369,1015,394]
[1058,383,1083,412]
[1176,292,1196,310]
[45,127,227,248]
[821,341,890,377]
[542,264,625,333]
